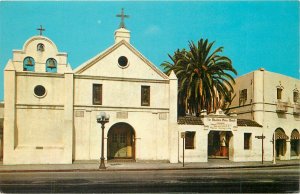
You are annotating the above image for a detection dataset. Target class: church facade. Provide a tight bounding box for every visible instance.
[3,24,180,164]
[1,16,299,165]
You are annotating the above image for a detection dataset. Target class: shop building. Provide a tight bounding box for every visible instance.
[228,69,300,161]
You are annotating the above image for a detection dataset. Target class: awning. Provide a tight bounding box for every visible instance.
[275,130,289,140]
[291,130,300,140]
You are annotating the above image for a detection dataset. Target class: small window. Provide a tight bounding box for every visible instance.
[46,58,57,73]
[239,89,247,105]
[34,85,46,97]
[277,88,283,100]
[23,57,35,72]
[141,86,150,106]
[118,56,128,67]
[244,133,252,150]
[37,43,45,52]
[293,91,299,103]
[185,131,195,149]
[93,84,102,105]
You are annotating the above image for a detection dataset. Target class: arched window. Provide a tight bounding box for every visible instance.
[23,57,35,72]
[46,58,57,73]
[37,43,45,52]
[291,129,300,158]
[275,128,288,158]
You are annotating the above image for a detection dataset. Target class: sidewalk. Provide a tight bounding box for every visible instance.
[0,159,299,173]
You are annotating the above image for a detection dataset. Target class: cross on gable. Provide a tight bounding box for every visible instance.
[116,8,129,28]
[37,25,45,36]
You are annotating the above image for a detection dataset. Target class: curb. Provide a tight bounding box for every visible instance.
[0,163,299,173]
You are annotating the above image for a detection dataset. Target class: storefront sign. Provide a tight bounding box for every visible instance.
[203,117,237,131]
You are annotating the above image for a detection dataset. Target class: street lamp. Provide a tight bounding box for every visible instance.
[96,112,110,169]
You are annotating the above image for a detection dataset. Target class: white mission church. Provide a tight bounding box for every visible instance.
[1,10,299,165]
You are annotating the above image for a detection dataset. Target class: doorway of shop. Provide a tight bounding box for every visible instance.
[208,131,233,159]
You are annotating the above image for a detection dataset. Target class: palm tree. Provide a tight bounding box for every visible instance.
[161,39,237,116]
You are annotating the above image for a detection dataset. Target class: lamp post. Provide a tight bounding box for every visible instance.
[96,112,110,169]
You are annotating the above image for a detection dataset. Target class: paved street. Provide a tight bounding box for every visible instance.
[0,166,299,193]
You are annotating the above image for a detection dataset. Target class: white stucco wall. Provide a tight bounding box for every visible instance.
[231,127,264,162]
[77,43,165,80]
[74,107,170,161]
[74,78,169,108]
[16,74,65,105]
[178,125,208,163]
[17,108,64,146]
[3,35,73,165]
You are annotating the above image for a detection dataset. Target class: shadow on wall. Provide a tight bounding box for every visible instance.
[277,113,287,119]
[293,114,300,120]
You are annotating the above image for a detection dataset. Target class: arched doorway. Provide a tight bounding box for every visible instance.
[290,129,300,158]
[107,123,135,160]
[275,128,288,159]
[208,131,233,159]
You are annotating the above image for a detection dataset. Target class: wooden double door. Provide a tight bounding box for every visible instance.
[107,123,135,159]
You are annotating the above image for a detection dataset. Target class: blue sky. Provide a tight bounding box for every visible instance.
[0,1,299,100]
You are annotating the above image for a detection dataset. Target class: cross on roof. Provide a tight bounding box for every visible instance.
[37,25,45,36]
[116,8,129,29]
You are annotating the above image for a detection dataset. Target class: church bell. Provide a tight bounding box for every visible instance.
[47,59,56,68]
[26,58,33,66]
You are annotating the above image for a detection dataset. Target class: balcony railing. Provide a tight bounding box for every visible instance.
[293,104,300,115]
[276,101,288,113]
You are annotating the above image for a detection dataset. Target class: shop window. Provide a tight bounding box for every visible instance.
[185,131,195,149]
[46,58,57,73]
[141,86,150,106]
[277,88,283,100]
[244,133,252,150]
[93,84,102,105]
[23,57,35,72]
[293,91,299,103]
[239,89,247,105]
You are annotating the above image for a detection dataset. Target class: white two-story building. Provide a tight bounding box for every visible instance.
[228,69,300,161]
